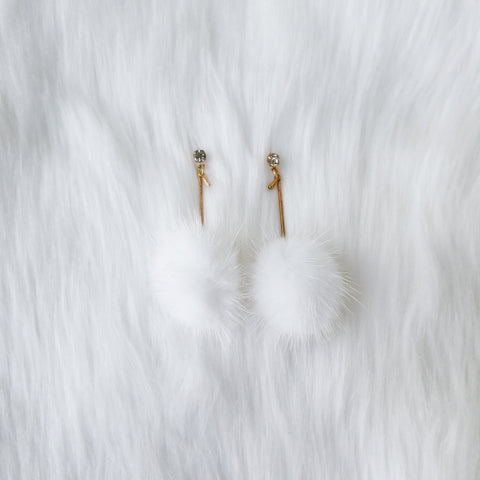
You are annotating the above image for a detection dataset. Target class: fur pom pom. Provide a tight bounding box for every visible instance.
[151,226,241,337]
[252,236,347,340]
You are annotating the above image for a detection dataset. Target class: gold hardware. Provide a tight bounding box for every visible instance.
[266,153,285,237]
[193,150,210,224]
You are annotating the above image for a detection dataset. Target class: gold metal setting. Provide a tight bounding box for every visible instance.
[193,150,210,224]
[266,153,285,237]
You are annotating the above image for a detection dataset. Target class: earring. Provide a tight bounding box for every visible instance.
[150,149,241,339]
[251,153,349,342]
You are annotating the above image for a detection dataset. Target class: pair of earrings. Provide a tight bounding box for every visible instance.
[151,149,350,343]
[193,149,285,236]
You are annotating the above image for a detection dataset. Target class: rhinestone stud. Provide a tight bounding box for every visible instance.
[193,149,207,164]
[266,153,280,167]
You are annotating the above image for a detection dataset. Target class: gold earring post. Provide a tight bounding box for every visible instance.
[266,153,285,236]
[193,149,210,224]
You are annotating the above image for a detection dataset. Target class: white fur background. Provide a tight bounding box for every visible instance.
[1,0,480,478]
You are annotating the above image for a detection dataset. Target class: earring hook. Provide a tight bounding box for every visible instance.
[266,153,285,237]
[193,149,210,224]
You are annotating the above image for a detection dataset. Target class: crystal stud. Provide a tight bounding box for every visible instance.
[193,149,207,164]
[266,153,280,167]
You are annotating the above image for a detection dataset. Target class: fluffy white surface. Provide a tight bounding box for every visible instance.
[151,225,241,337]
[2,0,480,479]
[253,236,346,340]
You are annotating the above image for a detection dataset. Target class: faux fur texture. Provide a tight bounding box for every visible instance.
[2,0,480,479]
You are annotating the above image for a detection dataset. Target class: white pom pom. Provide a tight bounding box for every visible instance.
[151,226,241,337]
[252,236,347,340]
